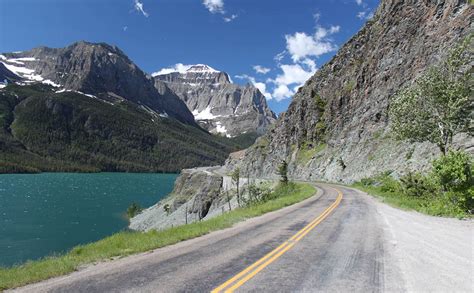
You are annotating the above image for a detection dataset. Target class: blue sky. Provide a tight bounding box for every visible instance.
[0,0,379,114]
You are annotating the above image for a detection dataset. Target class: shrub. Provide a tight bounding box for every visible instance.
[243,182,298,207]
[126,202,143,219]
[277,160,288,184]
[244,184,274,206]
[400,171,438,198]
[360,177,376,187]
[431,150,473,213]
[375,173,402,193]
[432,150,473,192]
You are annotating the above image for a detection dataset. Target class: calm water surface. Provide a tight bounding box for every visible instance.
[0,172,177,267]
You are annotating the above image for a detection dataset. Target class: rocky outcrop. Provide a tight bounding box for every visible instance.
[0,42,196,125]
[224,0,473,183]
[130,167,230,231]
[0,63,21,83]
[154,65,277,137]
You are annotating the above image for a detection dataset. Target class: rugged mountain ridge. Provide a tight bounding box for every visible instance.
[0,43,254,173]
[225,0,473,183]
[0,41,195,125]
[154,64,277,138]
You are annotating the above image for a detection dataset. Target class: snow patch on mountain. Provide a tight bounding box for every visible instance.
[192,106,219,120]
[1,57,62,87]
[152,64,222,78]
[214,121,229,137]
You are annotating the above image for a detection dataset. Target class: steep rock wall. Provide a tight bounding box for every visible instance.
[225,0,473,183]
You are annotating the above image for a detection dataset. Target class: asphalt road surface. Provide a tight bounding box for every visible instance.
[12,183,473,292]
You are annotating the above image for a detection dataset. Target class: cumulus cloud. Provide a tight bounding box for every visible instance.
[152,63,192,76]
[273,63,315,86]
[239,19,340,101]
[285,25,340,62]
[134,0,149,17]
[203,0,224,14]
[253,65,271,74]
[270,61,317,101]
[272,84,293,101]
[235,74,273,100]
[268,24,340,101]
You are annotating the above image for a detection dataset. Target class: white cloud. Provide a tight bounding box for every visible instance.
[123,26,128,32]
[355,0,363,5]
[203,0,224,14]
[254,82,272,100]
[274,51,286,63]
[253,65,271,74]
[268,62,317,101]
[285,25,340,62]
[272,84,293,101]
[152,63,192,76]
[134,0,149,17]
[239,20,340,101]
[223,14,238,22]
[357,10,374,20]
[273,64,315,86]
[313,12,321,22]
[235,74,273,100]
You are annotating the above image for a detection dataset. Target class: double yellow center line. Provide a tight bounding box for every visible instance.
[211,187,343,293]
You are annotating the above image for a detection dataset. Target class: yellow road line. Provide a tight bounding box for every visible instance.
[211,187,343,293]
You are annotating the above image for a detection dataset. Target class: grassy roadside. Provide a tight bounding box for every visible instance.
[0,183,316,290]
[351,182,470,219]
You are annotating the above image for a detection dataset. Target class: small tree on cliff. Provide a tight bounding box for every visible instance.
[389,36,473,155]
[231,167,241,207]
[277,160,289,184]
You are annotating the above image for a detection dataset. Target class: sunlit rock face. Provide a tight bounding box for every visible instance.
[154,64,276,138]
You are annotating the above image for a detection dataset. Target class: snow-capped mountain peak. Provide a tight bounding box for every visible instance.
[185,64,218,73]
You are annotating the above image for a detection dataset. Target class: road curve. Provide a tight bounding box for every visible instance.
[10,183,472,292]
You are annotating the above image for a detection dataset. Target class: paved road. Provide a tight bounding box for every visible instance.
[11,183,471,292]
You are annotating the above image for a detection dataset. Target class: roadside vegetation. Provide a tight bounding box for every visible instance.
[126,202,143,219]
[355,36,473,218]
[0,182,315,290]
[354,150,473,218]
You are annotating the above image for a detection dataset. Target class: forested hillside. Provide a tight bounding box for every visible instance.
[0,84,242,173]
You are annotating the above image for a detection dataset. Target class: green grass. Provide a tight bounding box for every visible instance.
[297,144,327,165]
[352,183,468,218]
[0,183,315,290]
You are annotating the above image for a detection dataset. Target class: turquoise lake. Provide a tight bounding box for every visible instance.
[0,172,178,267]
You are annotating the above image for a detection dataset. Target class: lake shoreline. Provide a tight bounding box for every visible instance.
[0,172,178,267]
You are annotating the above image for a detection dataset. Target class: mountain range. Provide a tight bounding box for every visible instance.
[0,42,275,173]
[154,64,276,138]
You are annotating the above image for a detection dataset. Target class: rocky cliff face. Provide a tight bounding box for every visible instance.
[225,0,473,183]
[154,64,277,137]
[0,41,196,125]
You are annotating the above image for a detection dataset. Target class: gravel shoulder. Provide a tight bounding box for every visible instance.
[363,188,474,292]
